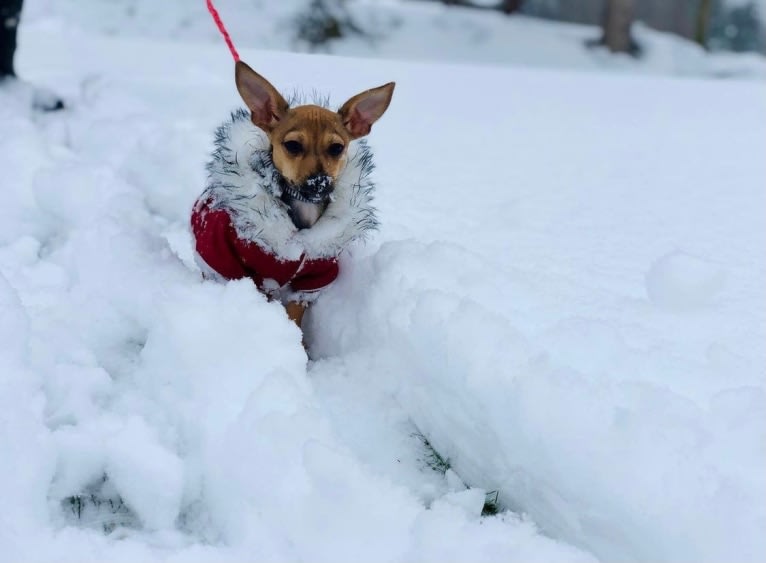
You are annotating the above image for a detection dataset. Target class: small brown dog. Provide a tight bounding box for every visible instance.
[191,61,394,330]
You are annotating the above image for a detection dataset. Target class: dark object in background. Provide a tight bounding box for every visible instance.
[600,0,640,55]
[523,0,764,55]
[293,0,367,50]
[437,0,524,14]
[709,1,765,53]
[586,0,640,56]
[0,0,65,110]
[415,0,766,55]
[499,0,524,14]
[0,0,22,76]
[601,0,639,55]
[694,0,712,48]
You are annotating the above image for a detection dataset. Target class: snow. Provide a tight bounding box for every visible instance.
[1,8,765,563]
[21,0,766,79]
[645,251,726,311]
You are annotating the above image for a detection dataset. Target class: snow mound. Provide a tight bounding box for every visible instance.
[645,251,725,311]
[309,239,766,562]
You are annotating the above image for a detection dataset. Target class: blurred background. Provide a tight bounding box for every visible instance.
[21,0,766,78]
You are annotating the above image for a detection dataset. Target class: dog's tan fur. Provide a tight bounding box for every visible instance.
[273,107,350,187]
[233,61,394,329]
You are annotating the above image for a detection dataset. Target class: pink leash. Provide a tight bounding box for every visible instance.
[206,0,240,62]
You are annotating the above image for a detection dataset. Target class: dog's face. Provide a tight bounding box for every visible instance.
[268,105,351,189]
[235,61,394,228]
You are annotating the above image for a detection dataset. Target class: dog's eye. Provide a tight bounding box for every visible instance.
[283,140,303,155]
[327,143,345,157]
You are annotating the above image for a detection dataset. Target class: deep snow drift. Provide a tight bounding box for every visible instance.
[1,24,765,563]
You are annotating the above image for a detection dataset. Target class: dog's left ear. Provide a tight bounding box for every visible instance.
[338,82,395,139]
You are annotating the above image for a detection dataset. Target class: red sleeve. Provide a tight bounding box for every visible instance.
[191,202,248,280]
[191,200,301,289]
[290,257,339,293]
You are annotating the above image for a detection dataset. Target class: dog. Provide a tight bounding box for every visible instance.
[191,61,394,330]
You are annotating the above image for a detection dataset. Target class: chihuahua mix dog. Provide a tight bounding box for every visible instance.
[191,61,394,330]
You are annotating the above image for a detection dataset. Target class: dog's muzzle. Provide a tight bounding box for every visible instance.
[281,174,334,230]
[282,174,334,204]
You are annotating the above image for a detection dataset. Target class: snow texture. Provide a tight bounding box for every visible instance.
[21,0,766,79]
[1,9,765,563]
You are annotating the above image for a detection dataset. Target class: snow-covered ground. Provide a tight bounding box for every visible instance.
[21,0,766,79]
[1,15,765,563]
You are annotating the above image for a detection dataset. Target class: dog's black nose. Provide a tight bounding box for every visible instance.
[304,174,334,200]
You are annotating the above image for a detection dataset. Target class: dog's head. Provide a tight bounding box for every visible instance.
[235,61,394,229]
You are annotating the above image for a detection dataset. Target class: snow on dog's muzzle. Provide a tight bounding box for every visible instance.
[281,174,335,230]
[302,174,334,203]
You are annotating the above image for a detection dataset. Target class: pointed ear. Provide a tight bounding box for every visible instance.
[338,82,395,139]
[235,61,289,132]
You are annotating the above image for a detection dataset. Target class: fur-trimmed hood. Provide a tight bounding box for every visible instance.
[198,108,378,261]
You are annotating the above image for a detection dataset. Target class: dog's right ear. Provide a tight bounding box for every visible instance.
[235,61,289,133]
